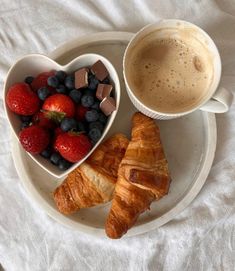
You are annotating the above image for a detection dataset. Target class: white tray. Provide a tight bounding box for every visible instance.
[12,32,217,238]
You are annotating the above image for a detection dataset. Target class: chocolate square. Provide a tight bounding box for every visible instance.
[75,68,88,89]
[91,60,109,81]
[100,96,116,116]
[96,84,113,101]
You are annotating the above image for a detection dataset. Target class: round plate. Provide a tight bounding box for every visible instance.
[12,32,217,237]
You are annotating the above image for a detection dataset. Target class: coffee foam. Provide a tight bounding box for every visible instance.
[126,32,213,113]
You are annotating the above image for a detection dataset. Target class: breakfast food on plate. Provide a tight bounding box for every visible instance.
[96,84,113,100]
[100,97,116,116]
[54,133,92,163]
[6,60,117,170]
[6,82,40,115]
[75,68,89,89]
[19,125,50,154]
[105,112,171,239]
[42,93,76,118]
[53,111,171,237]
[91,60,109,81]
[53,133,129,214]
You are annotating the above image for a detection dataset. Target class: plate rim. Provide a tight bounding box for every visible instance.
[11,31,217,238]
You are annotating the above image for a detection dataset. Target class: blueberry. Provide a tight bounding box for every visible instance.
[56,84,67,94]
[91,100,100,110]
[102,77,110,84]
[55,70,67,83]
[81,95,94,107]
[21,121,30,129]
[38,87,50,101]
[47,76,59,88]
[20,115,32,122]
[83,88,95,96]
[69,89,82,103]
[24,76,34,85]
[76,121,86,132]
[65,75,75,89]
[88,128,102,143]
[98,112,108,124]
[58,159,71,170]
[88,74,99,90]
[40,148,51,159]
[60,118,77,132]
[89,121,104,132]
[50,152,62,166]
[85,109,99,122]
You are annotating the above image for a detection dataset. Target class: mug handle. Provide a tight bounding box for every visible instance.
[199,87,234,113]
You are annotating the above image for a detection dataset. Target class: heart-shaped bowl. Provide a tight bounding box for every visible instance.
[3,53,120,178]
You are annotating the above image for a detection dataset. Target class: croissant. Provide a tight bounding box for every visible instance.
[54,133,129,214]
[105,112,171,239]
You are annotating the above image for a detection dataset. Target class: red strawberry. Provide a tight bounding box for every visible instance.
[6,82,40,115]
[76,105,89,121]
[54,127,64,138]
[19,125,50,154]
[31,71,55,92]
[32,111,56,130]
[54,132,92,162]
[42,94,75,120]
[53,127,64,151]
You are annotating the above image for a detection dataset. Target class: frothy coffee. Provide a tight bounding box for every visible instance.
[126,36,213,113]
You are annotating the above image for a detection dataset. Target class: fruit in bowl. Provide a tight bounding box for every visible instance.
[5,58,118,173]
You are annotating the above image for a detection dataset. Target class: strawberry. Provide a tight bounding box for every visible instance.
[32,111,56,130]
[6,82,40,115]
[42,94,75,120]
[53,127,64,151]
[19,125,50,154]
[76,105,89,121]
[54,127,64,138]
[31,71,55,92]
[54,132,92,162]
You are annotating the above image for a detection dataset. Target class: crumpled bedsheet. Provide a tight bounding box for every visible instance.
[1,1,235,270]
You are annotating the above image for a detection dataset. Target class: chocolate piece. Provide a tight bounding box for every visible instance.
[91,60,109,81]
[100,96,116,116]
[96,84,113,101]
[75,68,88,89]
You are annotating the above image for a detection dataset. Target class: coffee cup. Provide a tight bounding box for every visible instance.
[123,20,233,119]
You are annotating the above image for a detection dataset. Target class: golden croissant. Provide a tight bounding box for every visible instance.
[54,133,129,214]
[105,112,171,239]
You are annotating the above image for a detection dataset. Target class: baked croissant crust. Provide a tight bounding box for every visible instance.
[105,112,171,238]
[54,133,129,214]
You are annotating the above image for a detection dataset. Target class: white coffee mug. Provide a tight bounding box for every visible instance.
[123,20,233,120]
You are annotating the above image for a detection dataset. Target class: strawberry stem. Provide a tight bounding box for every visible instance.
[69,130,85,136]
[41,109,66,123]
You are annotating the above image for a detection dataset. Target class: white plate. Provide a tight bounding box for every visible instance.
[12,32,217,238]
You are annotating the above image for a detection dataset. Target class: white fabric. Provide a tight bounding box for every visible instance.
[1,1,235,270]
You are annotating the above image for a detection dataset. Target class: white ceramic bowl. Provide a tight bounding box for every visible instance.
[3,53,120,178]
